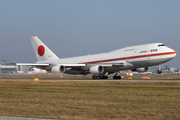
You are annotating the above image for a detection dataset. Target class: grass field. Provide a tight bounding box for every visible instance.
[0,80,180,120]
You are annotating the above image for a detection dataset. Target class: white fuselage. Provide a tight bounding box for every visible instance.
[37,43,176,73]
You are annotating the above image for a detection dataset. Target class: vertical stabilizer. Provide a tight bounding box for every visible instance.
[30,36,59,61]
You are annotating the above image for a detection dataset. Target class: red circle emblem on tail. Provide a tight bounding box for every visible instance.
[38,45,45,56]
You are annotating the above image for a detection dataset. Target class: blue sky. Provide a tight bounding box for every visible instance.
[0,0,180,68]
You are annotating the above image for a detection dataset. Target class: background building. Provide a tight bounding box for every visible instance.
[0,65,30,74]
[0,65,18,74]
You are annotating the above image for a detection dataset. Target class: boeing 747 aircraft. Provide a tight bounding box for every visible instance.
[4,36,177,79]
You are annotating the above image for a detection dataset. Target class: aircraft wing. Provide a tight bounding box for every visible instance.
[59,63,127,68]
[16,63,49,66]
[3,59,130,68]
[60,64,86,67]
[16,63,86,68]
[22,63,124,67]
[2,59,132,75]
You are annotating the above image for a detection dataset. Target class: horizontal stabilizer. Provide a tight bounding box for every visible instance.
[2,59,16,65]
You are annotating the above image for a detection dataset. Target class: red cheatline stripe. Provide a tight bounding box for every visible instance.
[80,51,176,64]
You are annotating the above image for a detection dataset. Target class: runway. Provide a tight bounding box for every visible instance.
[0,78,180,82]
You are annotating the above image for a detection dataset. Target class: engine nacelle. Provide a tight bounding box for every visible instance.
[89,65,104,74]
[51,65,65,74]
[132,67,148,73]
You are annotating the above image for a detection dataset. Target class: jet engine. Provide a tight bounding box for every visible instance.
[89,65,104,74]
[132,67,148,73]
[51,65,65,73]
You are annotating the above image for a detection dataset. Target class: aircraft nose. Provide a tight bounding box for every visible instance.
[169,49,177,59]
[172,51,177,58]
[161,47,177,62]
[168,46,177,58]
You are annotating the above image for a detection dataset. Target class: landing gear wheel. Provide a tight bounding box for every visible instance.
[105,76,108,79]
[113,76,121,79]
[157,70,162,74]
[92,75,108,79]
[101,76,108,79]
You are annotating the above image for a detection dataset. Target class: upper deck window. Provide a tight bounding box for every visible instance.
[158,44,165,47]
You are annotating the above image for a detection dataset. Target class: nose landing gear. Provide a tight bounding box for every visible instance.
[157,64,162,74]
[157,70,162,74]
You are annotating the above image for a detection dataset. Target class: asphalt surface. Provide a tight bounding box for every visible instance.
[0,78,180,82]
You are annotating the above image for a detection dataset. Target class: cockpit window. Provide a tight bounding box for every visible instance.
[158,44,165,47]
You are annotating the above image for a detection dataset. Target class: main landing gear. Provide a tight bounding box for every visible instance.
[156,64,162,74]
[92,74,108,79]
[113,76,121,79]
[113,72,121,79]
[92,72,122,80]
